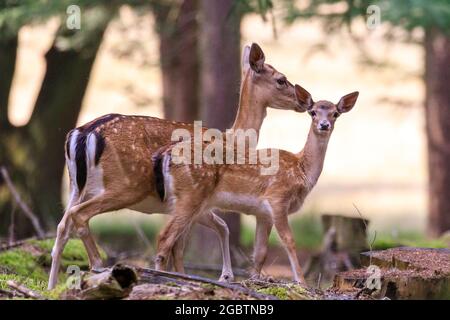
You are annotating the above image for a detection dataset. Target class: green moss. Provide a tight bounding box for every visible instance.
[27,238,107,269]
[0,274,47,292]
[256,283,314,300]
[0,239,107,299]
[258,286,290,300]
[0,249,47,281]
[200,283,218,290]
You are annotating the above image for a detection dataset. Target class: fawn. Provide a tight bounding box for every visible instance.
[153,85,359,284]
[48,43,306,289]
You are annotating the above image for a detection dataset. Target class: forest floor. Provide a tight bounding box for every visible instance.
[1,239,449,300]
[0,238,363,300]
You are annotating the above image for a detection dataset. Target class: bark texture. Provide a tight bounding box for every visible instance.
[424,29,450,236]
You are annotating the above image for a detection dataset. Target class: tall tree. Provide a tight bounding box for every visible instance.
[424,28,450,236]
[284,0,450,236]
[0,4,116,237]
[152,0,200,122]
[194,0,243,259]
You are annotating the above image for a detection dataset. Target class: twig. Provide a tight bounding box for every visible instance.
[136,267,277,300]
[8,202,17,245]
[6,280,45,300]
[131,218,152,248]
[353,203,376,266]
[183,262,250,278]
[0,167,45,238]
[0,235,54,252]
[0,288,17,298]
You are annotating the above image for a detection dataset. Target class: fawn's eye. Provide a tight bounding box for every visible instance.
[276,78,286,86]
[333,112,340,118]
[309,111,316,117]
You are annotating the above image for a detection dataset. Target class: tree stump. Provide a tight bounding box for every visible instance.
[304,214,369,286]
[333,247,450,299]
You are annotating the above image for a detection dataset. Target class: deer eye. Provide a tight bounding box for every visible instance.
[309,110,316,117]
[276,78,286,86]
[333,112,340,118]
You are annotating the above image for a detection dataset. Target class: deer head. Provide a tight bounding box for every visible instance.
[241,43,307,113]
[295,84,359,136]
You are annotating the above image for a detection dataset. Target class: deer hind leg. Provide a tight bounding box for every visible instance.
[69,191,138,253]
[251,217,273,278]
[48,209,73,290]
[170,227,190,273]
[273,213,306,285]
[196,211,234,282]
[155,202,200,271]
[49,191,138,289]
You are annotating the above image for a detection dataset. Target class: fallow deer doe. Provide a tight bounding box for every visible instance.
[153,85,359,284]
[48,43,306,289]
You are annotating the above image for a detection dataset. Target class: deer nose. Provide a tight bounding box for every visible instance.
[319,121,330,130]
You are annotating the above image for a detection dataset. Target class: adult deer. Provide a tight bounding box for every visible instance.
[48,43,306,289]
[153,85,359,284]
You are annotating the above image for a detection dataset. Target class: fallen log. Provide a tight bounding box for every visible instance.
[136,267,277,300]
[7,280,45,300]
[75,264,138,300]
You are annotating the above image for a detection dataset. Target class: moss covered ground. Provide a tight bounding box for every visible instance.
[0,239,106,299]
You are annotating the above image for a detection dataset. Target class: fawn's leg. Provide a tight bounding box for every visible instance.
[155,202,199,271]
[251,217,273,278]
[196,211,234,282]
[273,213,306,285]
[170,227,191,273]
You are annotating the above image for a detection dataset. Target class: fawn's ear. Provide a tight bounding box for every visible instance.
[249,43,265,73]
[242,45,251,74]
[295,84,314,111]
[337,91,359,113]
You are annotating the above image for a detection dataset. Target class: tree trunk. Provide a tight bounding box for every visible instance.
[154,0,199,122]
[196,0,242,256]
[424,29,450,236]
[0,7,115,237]
[0,32,19,236]
[0,33,17,132]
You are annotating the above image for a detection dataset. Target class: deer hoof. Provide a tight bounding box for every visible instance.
[219,273,234,283]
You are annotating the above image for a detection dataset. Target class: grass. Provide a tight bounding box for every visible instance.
[372,230,448,250]
[240,214,324,250]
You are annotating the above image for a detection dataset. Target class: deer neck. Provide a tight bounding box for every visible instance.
[231,71,267,140]
[297,126,330,190]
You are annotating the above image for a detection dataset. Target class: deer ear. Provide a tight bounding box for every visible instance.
[242,45,251,74]
[249,43,265,73]
[295,84,314,111]
[337,91,359,113]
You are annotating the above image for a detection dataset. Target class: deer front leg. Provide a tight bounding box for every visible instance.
[273,214,306,285]
[251,217,272,278]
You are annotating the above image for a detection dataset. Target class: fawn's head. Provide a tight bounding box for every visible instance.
[241,43,307,113]
[295,84,359,136]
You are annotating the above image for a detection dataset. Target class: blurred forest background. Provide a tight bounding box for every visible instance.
[0,0,449,274]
